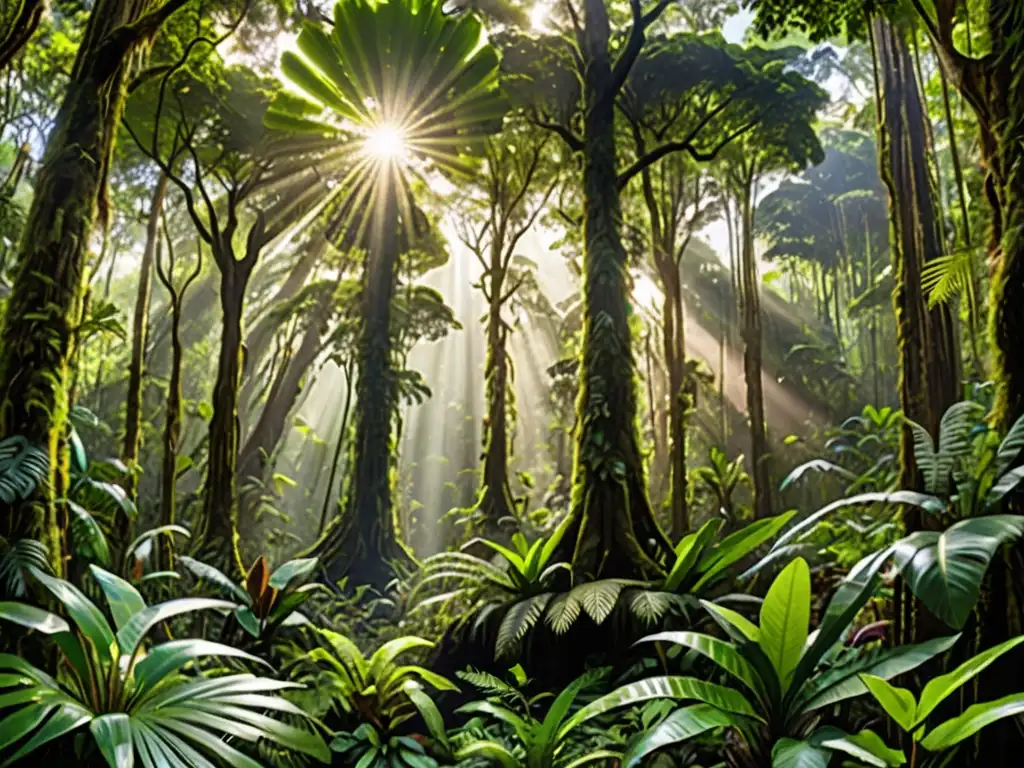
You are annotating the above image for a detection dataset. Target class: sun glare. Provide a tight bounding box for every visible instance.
[363,123,408,162]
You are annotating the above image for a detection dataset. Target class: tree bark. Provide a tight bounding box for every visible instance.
[554,0,673,579]
[315,181,403,589]
[122,172,167,505]
[198,267,247,574]
[479,271,515,530]
[0,0,184,570]
[737,172,770,519]
[872,17,960,488]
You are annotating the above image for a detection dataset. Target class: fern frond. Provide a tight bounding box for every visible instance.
[0,436,48,503]
[922,247,977,315]
[496,592,554,658]
[545,590,583,634]
[573,579,627,625]
[906,418,939,494]
[456,667,523,705]
[629,590,673,625]
[935,401,984,495]
[0,537,50,598]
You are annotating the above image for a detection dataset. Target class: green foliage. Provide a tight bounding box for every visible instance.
[859,636,1024,763]
[0,566,329,767]
[331,723,441,768]
[287,630,456,732]
[691,447,752,525]
[454,667,622,768]
[0,536,49,598]
[578,558,959,766]
[178,554,323,641]
[410,528,569,658]
[266,0,508,177]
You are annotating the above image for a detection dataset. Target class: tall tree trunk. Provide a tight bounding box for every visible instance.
[738,173,770,519]
[122,172,167,504]
[198,269,247,574]
[479,274,515,531]
[872,17,960,488]
[315,182,403,589]
[555,0,672,579]
[872,22,962,719]
[665,265,688,535]
[0,0,184,570]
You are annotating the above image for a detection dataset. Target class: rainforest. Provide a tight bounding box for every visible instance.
[0,0,1023,765]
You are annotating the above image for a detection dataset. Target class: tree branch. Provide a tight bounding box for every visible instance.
[609,0,671,97]
[531,113,584,152]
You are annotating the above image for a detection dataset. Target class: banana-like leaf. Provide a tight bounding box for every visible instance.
[892,515,1024,629]
[859,675,917,731]
[30,567,116,666]
[636,632,767,703]
[563,675,759,738]
[90,566,146,632]
[915,635,1024,724]
[0,602,69,635]
[810,726,905,767]
[771,737,831,768]
[758,558,809,692]
[117,598,234,656]
[920,692,1024,751]
[268,558,319,590]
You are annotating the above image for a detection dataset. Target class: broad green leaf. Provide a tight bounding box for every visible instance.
[700,600,760,643]
[453,740,519,768]
[177,557,249,603]
[29,567,116,665]
[0,701,92,767]
[758,558,810,691]
[117,598,234,656]
[811,726,905,767]
[920,692,1024,751]
[134,639,270,693]
[404,684,448,748]
[90,566,146,631]
[892,516,1024,629]
[692,511,797,591]
[623,704,741,768]
[563,675,759,738]
[773,491,944,550]
[916,635,1024,724]
[771,738,831,768]
[268,558,319,590]
[126,526,190,561]
[90,713,134,768]
[860,675,917,731]
[639,631,767,703]
[0,602,69,634]
[790,545,891,695]
[664,518,722,591]
[801,634,960,711]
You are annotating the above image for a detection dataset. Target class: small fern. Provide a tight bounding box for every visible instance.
[921,247,977,314]
[497,592,555,658]
[0,436,48,503]
[0,537,50,598]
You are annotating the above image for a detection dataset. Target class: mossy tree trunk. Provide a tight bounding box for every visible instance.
[0,0,185,571]
[910,1,1024,758]
[872,17,960,493]
[479,279,516,530]
[552,0,674,579]
[316,181,404,590]
[122,171,167,504]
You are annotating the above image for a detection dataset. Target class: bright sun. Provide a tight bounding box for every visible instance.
[363,123,408,162]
